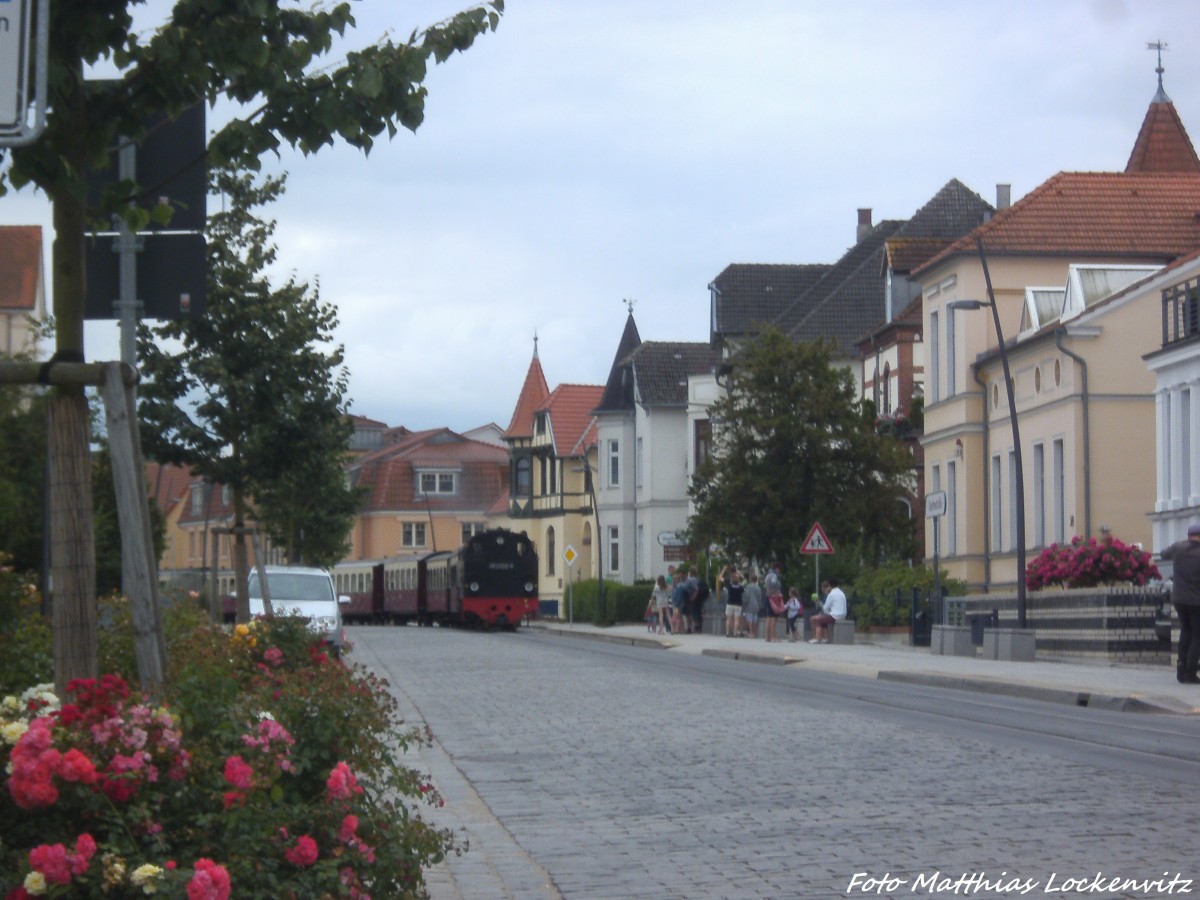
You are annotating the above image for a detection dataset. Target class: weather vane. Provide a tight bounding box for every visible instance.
[623,297,637,315]
[1147,40,1168,91]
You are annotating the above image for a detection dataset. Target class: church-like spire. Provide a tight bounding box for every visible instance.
[1125,41,1200,175]
[503,341,551,439]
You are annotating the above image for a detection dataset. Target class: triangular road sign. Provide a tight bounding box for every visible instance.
[801,522,834,555]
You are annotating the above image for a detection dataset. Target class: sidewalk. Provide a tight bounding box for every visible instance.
[531,621,1200,715]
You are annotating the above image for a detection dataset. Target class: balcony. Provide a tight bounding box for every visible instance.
[1160,276,1200,348]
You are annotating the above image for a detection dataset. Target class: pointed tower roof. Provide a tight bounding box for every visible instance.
[594,312,642,413]
[503,341,551,439]
[1125,50,1200,174]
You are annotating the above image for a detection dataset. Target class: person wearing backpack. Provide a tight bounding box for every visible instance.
[688,574,709,635]
[762,564,784,643]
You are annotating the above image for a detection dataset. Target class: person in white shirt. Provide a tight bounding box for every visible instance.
[810,578,847,644]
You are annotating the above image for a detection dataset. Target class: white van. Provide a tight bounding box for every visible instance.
[247,566,349,656]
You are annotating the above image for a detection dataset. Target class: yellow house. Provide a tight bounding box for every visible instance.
[499,345,604,615]
[917,73,1200,593]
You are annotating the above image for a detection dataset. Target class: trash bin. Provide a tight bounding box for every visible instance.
[912,610,931,647]
[966,611,999,646]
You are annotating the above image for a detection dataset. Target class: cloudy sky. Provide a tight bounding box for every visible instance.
[4,0,1200,433]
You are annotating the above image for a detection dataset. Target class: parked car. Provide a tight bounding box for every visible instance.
[247,566,349,656]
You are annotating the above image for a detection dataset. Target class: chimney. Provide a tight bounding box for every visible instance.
[857,208,873,243]
[996,184,1011,210]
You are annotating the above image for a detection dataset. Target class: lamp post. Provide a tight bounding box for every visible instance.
[947,240,1027,629]
[574,458,604,621]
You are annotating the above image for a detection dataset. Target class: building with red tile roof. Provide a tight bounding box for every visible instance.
[345,427,509,560]
[0,226,46,358]
[918,65,1200,598]
[499,343,606,614]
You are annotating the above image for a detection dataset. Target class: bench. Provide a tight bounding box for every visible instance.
[829,619,855,645]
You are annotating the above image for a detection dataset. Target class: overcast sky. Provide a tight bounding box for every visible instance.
[4,1,1200,433]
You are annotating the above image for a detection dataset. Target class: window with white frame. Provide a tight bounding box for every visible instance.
[402,523,426,548]
[546,526,556,576]
[946,305,956,397]
[930,464,942,553]
[461,522,485,544]
[1183,388,1192,501]
[929,311,940,404]
[190,484,206,516]
[607,440,620,487]
[1033,443,1046,548]
[991,454,1002,553]
[946,460,957,555]
[418,471,457,495]
[1008,450,1018,552]
[607,525,619,573]
[1052,439,1065,543]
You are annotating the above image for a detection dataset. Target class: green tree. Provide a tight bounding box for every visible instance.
[0,0,502,686]
[688,328,916,572]
[0,387,46,578]
[138,168,359,617]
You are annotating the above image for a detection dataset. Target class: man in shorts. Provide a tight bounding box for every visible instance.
[810,578,847,644]
[724,570,744,637]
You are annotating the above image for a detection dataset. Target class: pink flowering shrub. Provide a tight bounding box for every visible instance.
[1,614,456,898]
[1026,535,1162,590]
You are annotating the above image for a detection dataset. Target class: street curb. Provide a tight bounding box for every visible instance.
[701,648,796,666]
[538,627,670,651]
[877,670,1185,714]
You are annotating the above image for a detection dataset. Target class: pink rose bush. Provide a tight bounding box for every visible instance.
[1026,534,1161,590]
[1,612,457,897]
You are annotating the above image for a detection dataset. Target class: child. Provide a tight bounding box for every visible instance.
[785,587,803,642]
[644,595,657,632]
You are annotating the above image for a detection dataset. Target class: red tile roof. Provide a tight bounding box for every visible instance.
[349,431,510,514]
[1126,98,1200,174]
[916,171,1200,275]
[503,354,550,439]
[0,226,42,311]
[144,462,193,516]
[543,384,604,457]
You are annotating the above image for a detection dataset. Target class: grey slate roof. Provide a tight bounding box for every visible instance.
[710,263,830,337]
[595,313,643,413]
[628,341,721,406]
[774,179,993,355]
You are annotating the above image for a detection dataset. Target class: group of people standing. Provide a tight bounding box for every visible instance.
[646,562,847,643]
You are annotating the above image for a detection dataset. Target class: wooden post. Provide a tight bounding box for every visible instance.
[101,362,165,688]
[47,391,97,693]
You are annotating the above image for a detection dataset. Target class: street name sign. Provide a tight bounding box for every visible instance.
[0,0,32,134]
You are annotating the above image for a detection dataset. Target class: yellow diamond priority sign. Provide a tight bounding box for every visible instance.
[563,545,578,567]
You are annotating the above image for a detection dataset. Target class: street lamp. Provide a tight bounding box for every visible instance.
[574,458,605,621]
[947,240,1027,629]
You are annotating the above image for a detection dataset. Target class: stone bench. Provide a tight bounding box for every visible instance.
[829,619,855,645]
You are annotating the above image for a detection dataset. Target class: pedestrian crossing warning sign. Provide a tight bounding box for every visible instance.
[801,523,834,555]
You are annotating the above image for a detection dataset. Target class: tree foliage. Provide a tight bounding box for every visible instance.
[0,0,502,683]
[138,168,360,581]
[688,328,917,572]
[0,388,46,577]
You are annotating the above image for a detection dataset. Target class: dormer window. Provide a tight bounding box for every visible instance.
[417,471,457,495]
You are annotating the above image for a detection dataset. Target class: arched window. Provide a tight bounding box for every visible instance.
[883,363,892,414]
[546,526,556,575]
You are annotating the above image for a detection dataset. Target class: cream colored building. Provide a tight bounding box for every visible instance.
[917,74,1200,592]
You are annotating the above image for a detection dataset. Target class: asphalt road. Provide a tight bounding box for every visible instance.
[350,626,1200,900]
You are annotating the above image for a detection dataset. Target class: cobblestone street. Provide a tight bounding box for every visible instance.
[352,627,1200,899]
